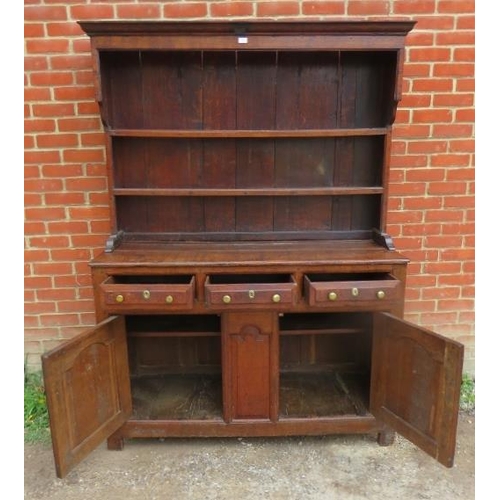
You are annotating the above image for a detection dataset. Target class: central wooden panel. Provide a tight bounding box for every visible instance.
[222,312,278,421]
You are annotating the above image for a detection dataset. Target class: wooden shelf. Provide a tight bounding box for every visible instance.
[109,128,389,139]
[113,187,384,197]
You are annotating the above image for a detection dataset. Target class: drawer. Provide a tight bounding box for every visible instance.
[304,273,402,307]
[100,275,195,311]
[205,274,298,308]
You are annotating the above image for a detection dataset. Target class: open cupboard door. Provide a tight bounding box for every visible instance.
[371,313,464,467]
[42,316,132,478]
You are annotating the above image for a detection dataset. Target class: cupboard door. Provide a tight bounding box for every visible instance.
[222,312,278,421]
[371,313,464,467]
[42,316,132,478]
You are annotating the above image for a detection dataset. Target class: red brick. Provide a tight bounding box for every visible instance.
[44,193,86,205]
[36,133,79,148]
[433,124,473,138]
[58,300,96,313]
[117,3,159,18]
[394,0,436,14]
[70,4,114,20]
[25,178,64,192]
[32,103,75,118]
[412,78,453,92]
[443,196,474,209]
[25,118,56,133]
[302,1,345,15]
[433,93,474,107]
[392,124,431,138]
[433,63,475,77]
[42,164,84,177]
[58,117,102,131]
[26,39,69,54]
[455,109,475,122]
[25,221,46,235]
[430,154,471,167]
[30,71,74,86]
[407,141,447,154]
[40,314,81,327]
[427,181,467,195]
[25,303,57,315]
[63,149,105,163]
[25,55,49,71]
[436,32,475,46]
[67,206,111,220]
[414,16,455,30]
[25,87,51,101]
[441,222,475,234]
[401,222,441,234]
[51,249,92,261]
[25,150,61,164]
[210,1,254,17]
[456,16,475,30]
[448,140,475,154]
[347,1,389,15]
[37,288,76,301]
[405,168,446,182]
[47,221,89,234]
[50,54,92,70]
[25,207,66,221]
[32,262,73,276]
[454,48,475,62]
[54,86,95,101]
[81,132,106,146]
[24,23,45,38]
[438,1,475,13]
[257,2,300,16]
[413,109,452,124]
[65,177,108,192]
[72,39,91,53]
[163,3,207,18]
[409,48,451,62]
[425,210,465,222]
[24,5,68,21]
[75,71,95,85]
[399,94,432,108]
[456,79,474,92]
[402,63,431,77]
[47,21,85,37]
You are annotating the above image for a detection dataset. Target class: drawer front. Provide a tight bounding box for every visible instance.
[205,277,298,308]
[305,276,402,307]
[100,277,195,311]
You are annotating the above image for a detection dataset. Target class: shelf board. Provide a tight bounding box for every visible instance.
[128,330,220,338]
[280,328,364,336]
[113,187,384,197]
[109,128,389,139]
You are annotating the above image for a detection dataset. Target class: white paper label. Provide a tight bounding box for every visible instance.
[238,37,248,44]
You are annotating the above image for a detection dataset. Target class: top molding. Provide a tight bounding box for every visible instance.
[78,20,416,37]
[78,20,416,52]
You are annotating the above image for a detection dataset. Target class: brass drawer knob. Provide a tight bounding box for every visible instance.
[248,290,255,299]
[142,290,151,300]
[222,295,232,304]
[377,290,386,299]
[328,291,338,301]
[272,294,281,303]
[165,295,174,304]
[351,287,359,297]
[115,294,124,303]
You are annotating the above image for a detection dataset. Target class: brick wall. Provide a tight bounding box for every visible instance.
[24,0,475,373]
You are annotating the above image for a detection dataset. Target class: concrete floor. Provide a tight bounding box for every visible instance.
[24,413,474,500]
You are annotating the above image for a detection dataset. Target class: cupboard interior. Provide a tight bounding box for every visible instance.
[126,312,372,421]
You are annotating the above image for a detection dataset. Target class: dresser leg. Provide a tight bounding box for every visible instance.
[107,432,124,451]
[377,429,395,446]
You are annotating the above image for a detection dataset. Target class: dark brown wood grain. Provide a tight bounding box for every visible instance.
[41,20,464,477]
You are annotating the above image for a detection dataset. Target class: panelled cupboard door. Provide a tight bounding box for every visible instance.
[371,313,464,467]
[42,316,132,478]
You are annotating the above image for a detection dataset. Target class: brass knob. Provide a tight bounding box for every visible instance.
[165,295,174,304]
[328,291,338,301]
[377,290,386,299]
[272,294,281,303]
[222,295,231,304]
[115,294,124,303]
[248,290,255,299]
[142,290,151,300]
[351,287,359,297]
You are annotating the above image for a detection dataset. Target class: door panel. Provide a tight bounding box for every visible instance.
[222,312,278,421]
[371,313,463,467]
[42,316,131,478]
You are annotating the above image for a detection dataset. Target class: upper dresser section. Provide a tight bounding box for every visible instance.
[79,21,415,250]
